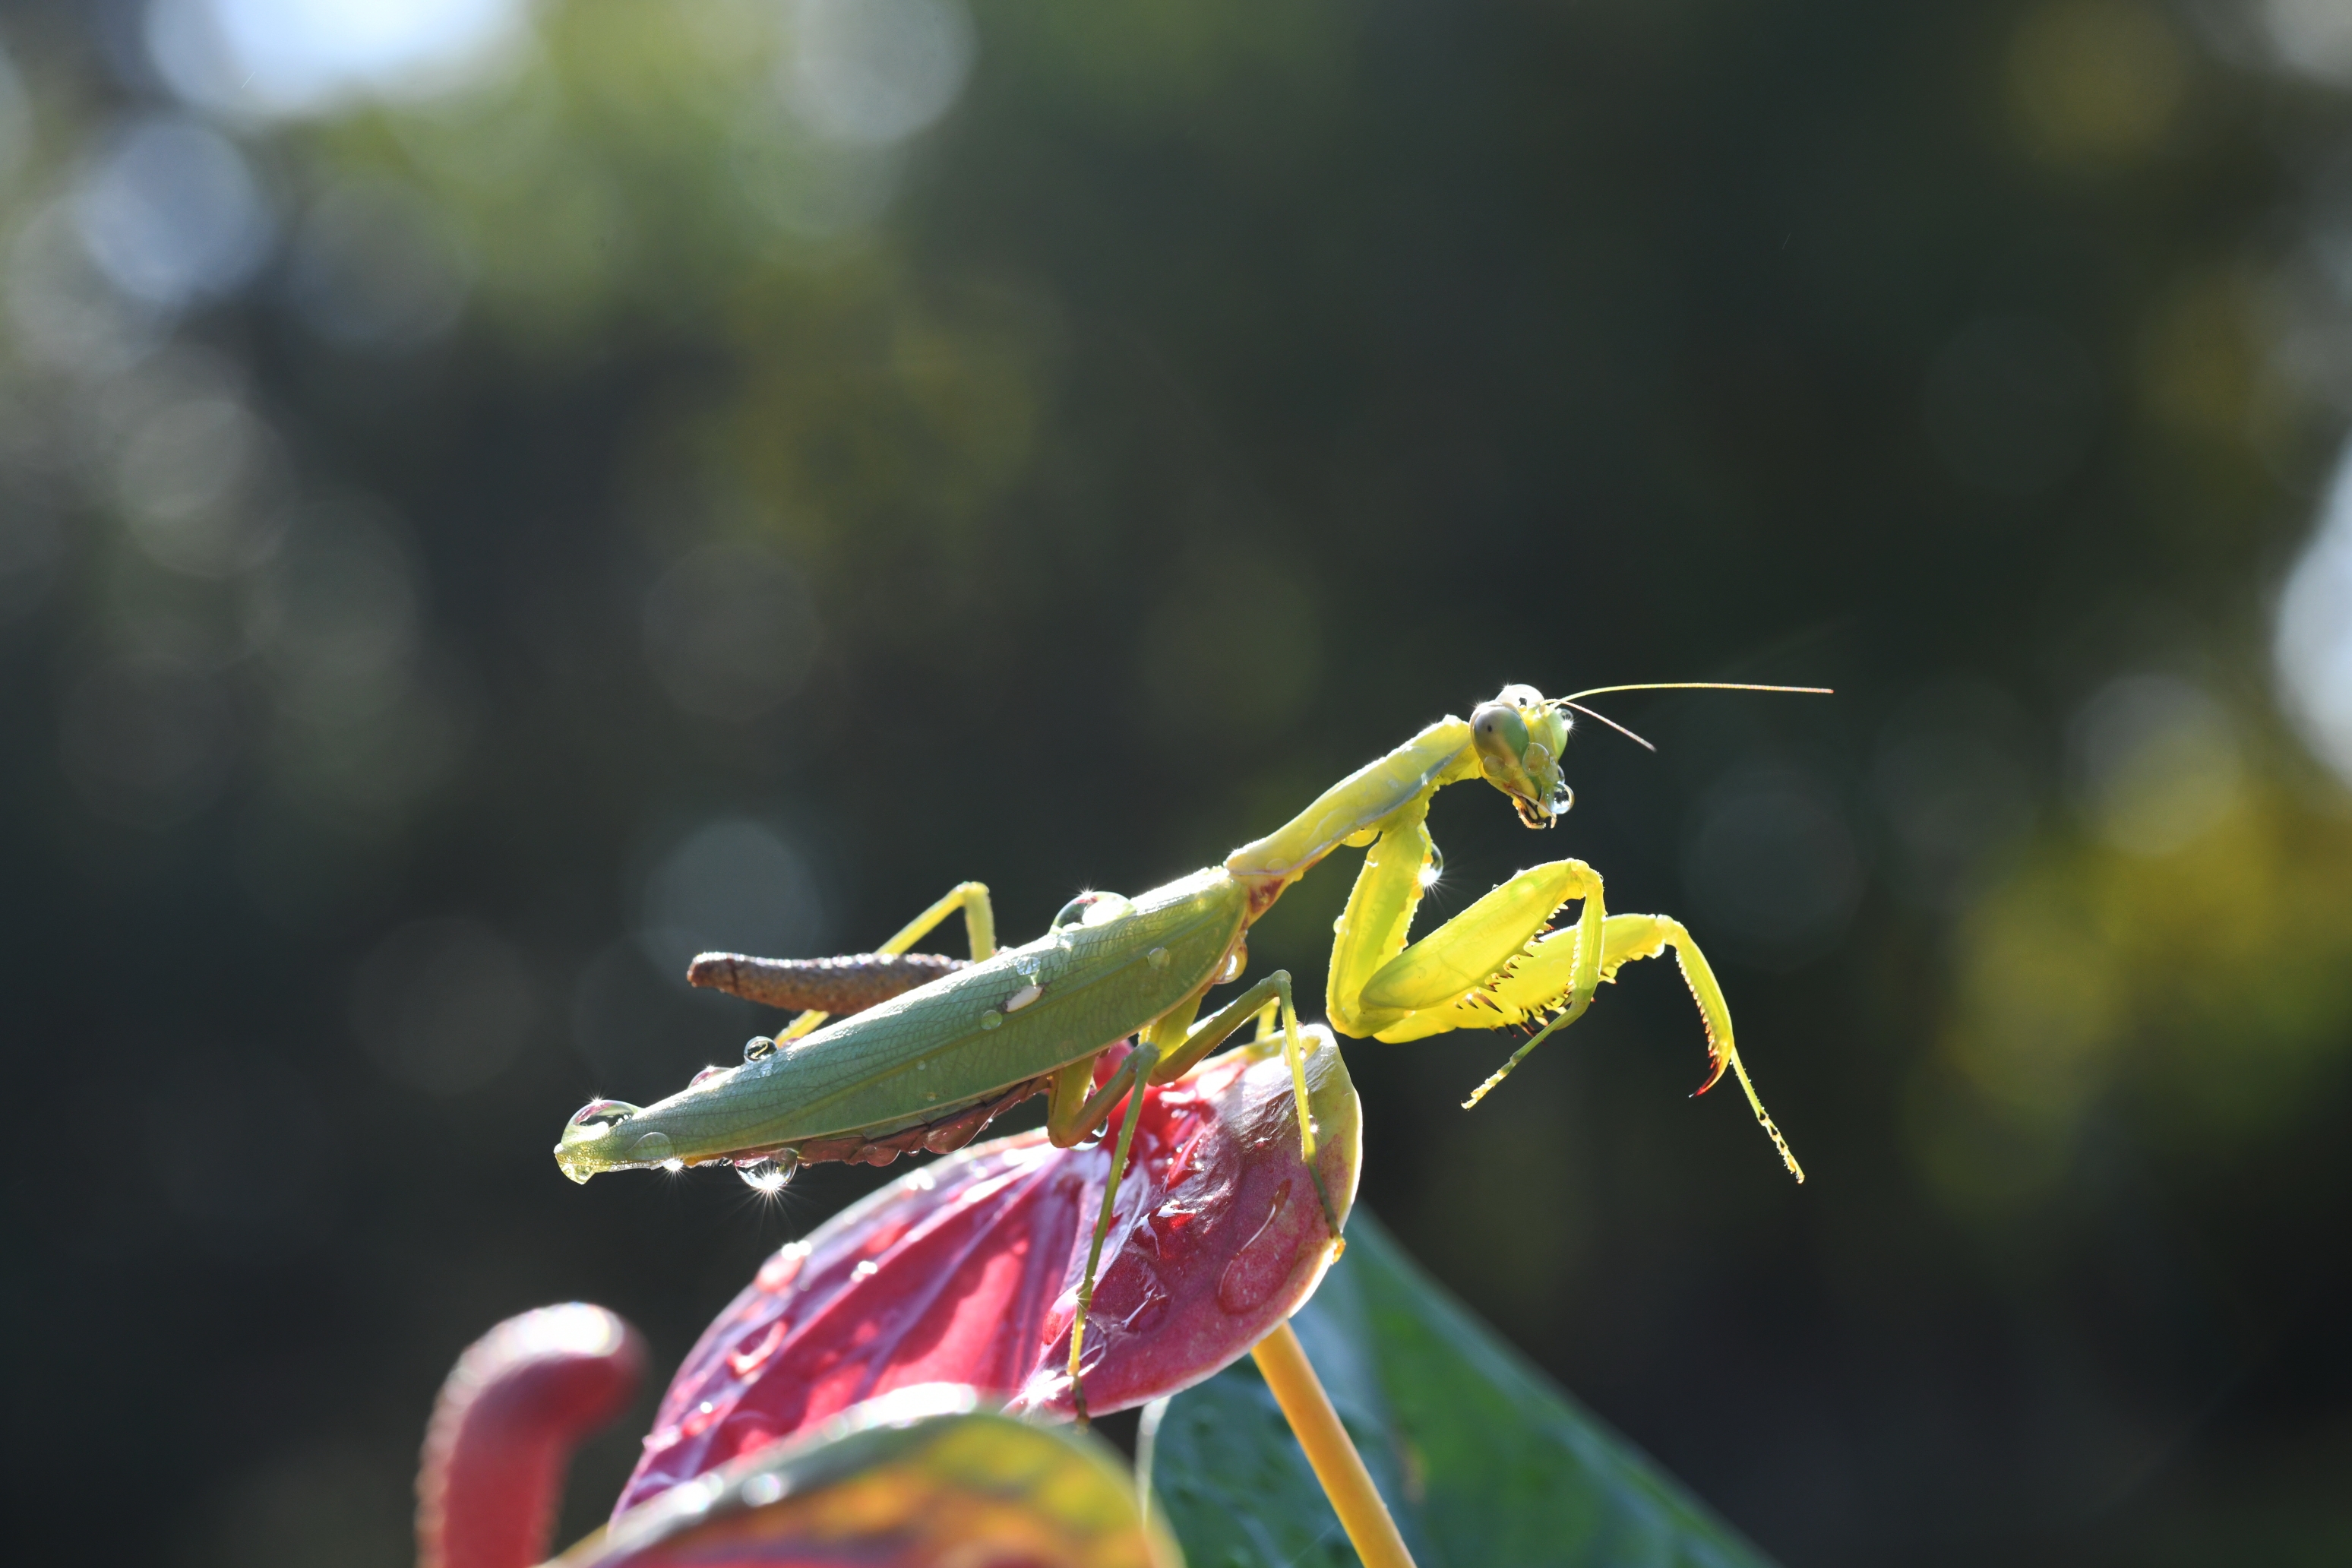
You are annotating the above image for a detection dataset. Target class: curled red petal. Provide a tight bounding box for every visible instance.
[615,1029,1360,1516]
[419,1303,647,1568]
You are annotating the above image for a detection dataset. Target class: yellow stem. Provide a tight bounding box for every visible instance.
[1250,1321,1417,1568]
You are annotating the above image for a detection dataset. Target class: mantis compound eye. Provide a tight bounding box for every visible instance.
[1472,699,1535,783]
[1471,700,1532,760]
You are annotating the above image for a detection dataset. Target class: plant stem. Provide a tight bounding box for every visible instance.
[1251,1320,1417,1568]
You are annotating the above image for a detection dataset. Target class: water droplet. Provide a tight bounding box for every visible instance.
[631,1131,674,1164]
[979,1010,1003,1030]
[729,1320,787,1377]
[661,1159,684,1173]
[744,1036,777,1062]
[1216,1178,1298,1315]
[1146,946,1169,968]
[1004,982,1043,1012]
[1216,944,1246,984]
[570,1098,640,1127]
[756,1243,809,1291]
[736,1152,800,1193]
[741,1471,785,1507]
[691,1064,727,1086]
[1119,1276,1173,1336]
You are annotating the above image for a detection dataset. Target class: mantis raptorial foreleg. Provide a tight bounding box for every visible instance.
[773,881,996,1042]
[1560,913,1800,1180]
[1320,783,1804,1180]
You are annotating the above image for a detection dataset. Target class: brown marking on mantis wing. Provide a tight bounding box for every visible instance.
[687,950,968,1015]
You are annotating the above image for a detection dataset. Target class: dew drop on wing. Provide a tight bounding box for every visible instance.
[691,1064,727,1086]
[744,1036,776,1062]
[980,1010,1003,1030]
[1216,944,1246,984]
[736,1152,799,1193]
[632,1131,674,1164]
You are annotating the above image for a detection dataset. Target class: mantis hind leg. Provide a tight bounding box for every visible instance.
[1040,972,1312,1155]
[1049,970,1332,1423]
[774,881,996,1042]
[1061,1031,1159,1427]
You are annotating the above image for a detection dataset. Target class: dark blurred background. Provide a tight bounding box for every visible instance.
[4,0,2351,1562]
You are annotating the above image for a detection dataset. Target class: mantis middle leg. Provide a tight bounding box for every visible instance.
[770,881,996,1042]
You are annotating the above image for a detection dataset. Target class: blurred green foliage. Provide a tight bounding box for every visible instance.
[3,1,2352,1565]
[1154,1212,1771,1568]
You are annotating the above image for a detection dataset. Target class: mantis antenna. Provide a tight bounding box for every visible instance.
[1548,681,1832,755]
[1559,700,1656,751]
[1557,681,1835,701]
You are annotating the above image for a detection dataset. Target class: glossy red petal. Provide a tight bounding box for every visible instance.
[616,1029,1359,1516]
[419,1303,647,1568]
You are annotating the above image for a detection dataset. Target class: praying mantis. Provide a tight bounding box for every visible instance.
[555,682,1813,1417]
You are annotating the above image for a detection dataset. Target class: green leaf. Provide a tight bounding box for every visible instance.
[561,1386,1181,1568]
[1146,1212,1775,1568]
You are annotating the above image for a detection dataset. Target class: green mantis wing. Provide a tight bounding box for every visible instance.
[557,868,1248,1179]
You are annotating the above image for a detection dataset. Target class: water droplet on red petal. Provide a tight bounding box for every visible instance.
[728,1320,786,1377]
[1216,1178,1301,1316]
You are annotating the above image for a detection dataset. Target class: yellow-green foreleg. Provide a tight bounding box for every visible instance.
[1325,795,1437,1037]
[1457,912,1804,1181]
[1328,834,1608,1048]
[1598,915,1801,1181]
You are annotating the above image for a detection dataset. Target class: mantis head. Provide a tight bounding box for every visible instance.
[1471,684,1572,828]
